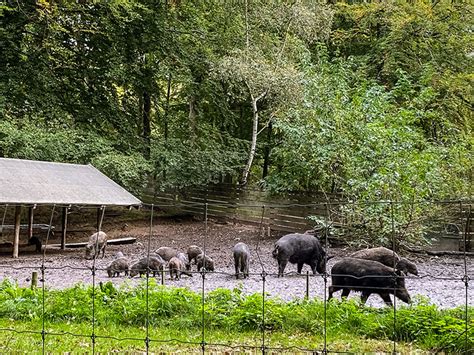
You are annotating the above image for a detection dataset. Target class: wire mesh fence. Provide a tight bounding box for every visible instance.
[0,199,472,353]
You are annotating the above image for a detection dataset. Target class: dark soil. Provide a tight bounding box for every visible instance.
[1,217,472,309]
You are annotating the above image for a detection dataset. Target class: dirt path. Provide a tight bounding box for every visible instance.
[1,218,472,309]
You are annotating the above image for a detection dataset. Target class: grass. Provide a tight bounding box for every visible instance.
[0,279,472,353]
[0,319,428,353]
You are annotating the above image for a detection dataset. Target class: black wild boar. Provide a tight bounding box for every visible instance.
[107,257,129,277]
[196,253,215,272]
[233,242,250,279]
[129,256,165,277]
[328,257,411,306]
[84,231,108,260]
[187,245,203,265]
[168,256,193,280]
[272,233,327,277]
[155,246,178,262]
[350,247,418,275]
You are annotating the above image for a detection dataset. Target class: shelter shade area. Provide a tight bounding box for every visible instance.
[0,158,142,257]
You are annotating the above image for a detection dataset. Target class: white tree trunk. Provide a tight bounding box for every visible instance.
[241,91,266,186]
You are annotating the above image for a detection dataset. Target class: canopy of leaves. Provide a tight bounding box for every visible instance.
[0,0,472,245]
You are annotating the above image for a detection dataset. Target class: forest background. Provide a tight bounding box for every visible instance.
[1,0,472,245]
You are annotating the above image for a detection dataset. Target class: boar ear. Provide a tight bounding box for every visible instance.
[326,255,335,261]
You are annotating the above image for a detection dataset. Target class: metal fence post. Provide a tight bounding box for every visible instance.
[145,204,154,354]
[390,200,397,355]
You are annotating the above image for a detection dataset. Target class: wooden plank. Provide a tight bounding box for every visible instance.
[47,237,137,249]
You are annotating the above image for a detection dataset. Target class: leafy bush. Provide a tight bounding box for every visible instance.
[0,280,471,352]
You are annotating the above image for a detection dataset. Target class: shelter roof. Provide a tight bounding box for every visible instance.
[0,158,142,206]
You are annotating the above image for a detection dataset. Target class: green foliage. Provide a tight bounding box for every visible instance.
[151,128,248,189]
[266,59,471,246]
[0,280,472,352]
[92,153,152,196]
[0,1,471,245]
[0,121,113,163]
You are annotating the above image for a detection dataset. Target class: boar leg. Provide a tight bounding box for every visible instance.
[378,293,393,307]
[360,291,371,304]
[341,288,350,299]
[234,256,240,278]
[278,259,288,277]
[297,263,304,274]
[328,286,337,300]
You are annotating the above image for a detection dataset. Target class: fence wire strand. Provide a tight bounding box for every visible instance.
[0,199,471,353]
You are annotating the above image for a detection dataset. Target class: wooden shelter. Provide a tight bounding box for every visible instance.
[0,157,142,257]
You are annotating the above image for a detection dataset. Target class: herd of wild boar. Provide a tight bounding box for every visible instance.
[85,231,418,306]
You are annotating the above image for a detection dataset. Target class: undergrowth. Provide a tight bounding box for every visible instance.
[0,279,471,352]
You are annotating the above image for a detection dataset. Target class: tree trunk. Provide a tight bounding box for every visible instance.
[164,73,172,143]
[241,91,266,186]
[262,120,273,179]
[143,90,151,159]
[188,93,197,140]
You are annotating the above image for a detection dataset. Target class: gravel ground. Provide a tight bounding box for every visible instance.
[0,217,472,309]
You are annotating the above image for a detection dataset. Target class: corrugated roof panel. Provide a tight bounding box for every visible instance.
[0,158,142,206]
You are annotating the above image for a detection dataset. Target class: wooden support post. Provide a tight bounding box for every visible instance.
[28,206,34,240]
[31,272,38,289]
[61,206,68,250]
[96,207,101,232]
[13,206,21,258]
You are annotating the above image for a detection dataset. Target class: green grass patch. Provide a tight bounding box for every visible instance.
[0,279,472,353]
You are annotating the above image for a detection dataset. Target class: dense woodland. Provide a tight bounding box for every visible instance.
[1,1,472,204]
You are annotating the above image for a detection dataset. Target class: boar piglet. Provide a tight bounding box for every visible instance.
[107,256,129,277]
[233,242,250,279]
[129,256,165,277]
[84,231,108,260]
[196,253,214,272]
[187,245,203,265]
[169,256,193,280]
[155,246,178,262]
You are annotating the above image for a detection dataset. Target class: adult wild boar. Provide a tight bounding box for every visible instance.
[196,253,215,272]
[169,256,193,280]
[328,257,411,307]
[233,242,250,279]
[350,247,418,275]
[272,233,327,277]
[84,231,107,260]
[155,246,178,262]
[129,256,165,277]
[187,245,203,265]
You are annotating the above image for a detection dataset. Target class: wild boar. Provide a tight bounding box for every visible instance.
[107,257,129,277]
[155,246,178,262]
[168,256,193,280]
[328,257,411,306]
[272,233,327,277]
[129,256,165,277]
[84,231,107,260]
[233,242,250,279]
[196,253,215,272]
[350,247,418,275]
[176,252,191,271]
[187,245,203,265]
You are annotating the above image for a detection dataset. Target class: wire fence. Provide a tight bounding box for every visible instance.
[0,199,472,353]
